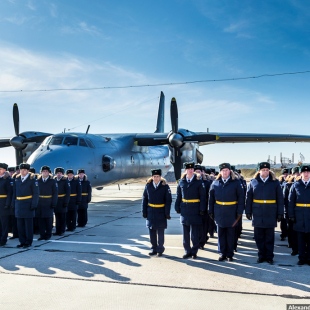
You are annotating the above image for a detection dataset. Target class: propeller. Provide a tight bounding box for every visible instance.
[13,103,19,136]
[11,104,24,164]
[168,98,183,180]
[168,98,217,180]
[0,103,53,165]
[135,95,217,180]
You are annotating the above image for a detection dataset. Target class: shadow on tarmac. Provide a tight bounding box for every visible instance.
[0,197,309,297]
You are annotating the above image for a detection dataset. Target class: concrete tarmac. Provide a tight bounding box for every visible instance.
[0,184,309,310]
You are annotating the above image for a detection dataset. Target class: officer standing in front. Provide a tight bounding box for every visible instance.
[66,169,81,232]
[208,163,244,261]
[288,164,310,265]
[175,162,206,259]
[142,169,172,257]
[245,162,284,264]
[0,163,13,246]
[53,167,70,236]
[37,166,58,240]
[77,169,92,228]
[12,163,39,248]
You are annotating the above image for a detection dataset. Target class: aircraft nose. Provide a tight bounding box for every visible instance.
[28,148,68,171]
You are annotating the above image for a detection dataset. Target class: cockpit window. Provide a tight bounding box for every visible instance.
[42,136,52,146]
[79,138,88,147]
[49,136,64,145]
[63,136,78,146]
[86,139,95,148]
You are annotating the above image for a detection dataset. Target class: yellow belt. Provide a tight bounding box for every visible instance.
[39,195,52,198]
[296,203,310,207]
[148,203,165,208]
[82,193,88,196]
[58,194,66,197]
[253,199,276,204]
[0,195,7,198]
[70,194,77,197]
[216,200,237,205]
[182,199,200,203]
[16,195,32,200]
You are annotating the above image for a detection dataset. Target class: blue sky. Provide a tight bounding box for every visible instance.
[1,0,310,167]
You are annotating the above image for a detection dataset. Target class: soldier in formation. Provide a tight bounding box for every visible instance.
[53,167,70,236]
[175,162,206,259]
[288,164,310,265]
[77,169,92,228]
[245,162,284,264]
[0,163,13,246]
[37,166,58,240]
[12,163,39,248]
[66,169,81,232]
[142,169,172,257]
[208,163,244,261]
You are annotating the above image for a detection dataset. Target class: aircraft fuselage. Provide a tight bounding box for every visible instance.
[27,133,171,188]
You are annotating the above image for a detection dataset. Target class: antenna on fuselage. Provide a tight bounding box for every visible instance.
[86,125,90,134]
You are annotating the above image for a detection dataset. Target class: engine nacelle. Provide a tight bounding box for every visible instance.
[169,143,203,166]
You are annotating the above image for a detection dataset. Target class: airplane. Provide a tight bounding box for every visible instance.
[1,91,310,189]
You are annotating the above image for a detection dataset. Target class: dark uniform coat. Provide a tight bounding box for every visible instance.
[79,175,92,209]
[67,177,82,211]
[175,173,206,225]
[142,178,172,230]
[37,174,58,218]
[0,172,13,216]
[283,178,295,214]
[245,171,284,228]
[288,179,310,233]
[12,173,39,218]
[54,176,70,213]
[201,176,212,223]
[208,172,245,228]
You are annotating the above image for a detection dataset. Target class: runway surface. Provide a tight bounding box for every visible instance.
[0,184,309,310]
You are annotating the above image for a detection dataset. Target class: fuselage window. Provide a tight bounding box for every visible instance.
[79,138,88,147]
[49,136,64,145]
[64,137,78,146]
[131,156,134,164]
[86,139,95,148]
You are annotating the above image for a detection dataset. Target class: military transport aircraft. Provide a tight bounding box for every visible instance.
[1,91,310,189]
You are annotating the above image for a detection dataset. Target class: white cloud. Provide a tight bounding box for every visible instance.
[61,21,105,37]
[27,0,36,11]
[78,22,100,36]
[223,21,253,39]
[49,3,57,18]
[4,14,30,25]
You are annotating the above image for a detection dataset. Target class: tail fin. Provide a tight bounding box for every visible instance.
[154,91,165,133]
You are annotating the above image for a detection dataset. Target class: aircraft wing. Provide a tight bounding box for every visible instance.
[135,132,310,147]
[197,132,310,146]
